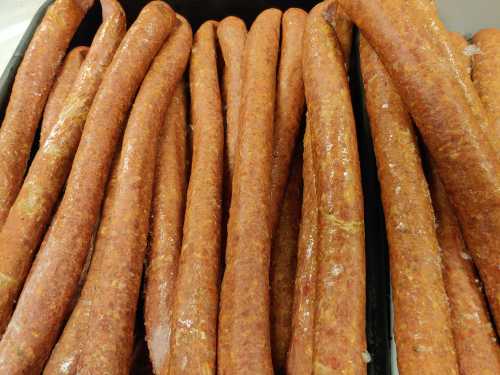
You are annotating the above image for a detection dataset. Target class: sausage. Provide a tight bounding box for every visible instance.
[216,16,247,197]
[337,0,500,331]
[218,9,281,375]
[303,3,366,373]
[0,0,93,227]
[448,32,472,78]
[472,28,500,153]
[144,81,188,375]
[15,2,176,373]
[286,122,318,375]
[321,0,353,64]
[40,46,89,146]
[0,0,126,342]
[268,8,306,234]
[270,155,301,373]
[359,36,459,374]
[429,166,500,375]
[167,21,223,375]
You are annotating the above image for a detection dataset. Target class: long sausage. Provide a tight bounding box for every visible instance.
[216,16,247,196]
[270,155,301,373]
[25,2,176,374]
[429,166,500,375]
[218,9,281,375]
[167,20,223,375]
[359,36,459,374]
[286,122,318,375]
[472,28,500,153]
[337,0,500,331]
[0,0,126,341]
[0,0,93,227]
[144,80,188,375]
[304,3,366,373]
[40,46,89,146]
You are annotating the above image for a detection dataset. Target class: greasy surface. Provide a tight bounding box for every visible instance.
[303,3,366,373]
[360,37,458,374]
[218,9,281,375]
[472,28,500,153]
[216,16,247,196]
[0,0,91,228]
[0,0,126,353]
[448,32,471,78]
[287,123,318,375]
[167,21,223,375]
[268,8,306,235]
[145,82,188,374]
[270,156,301,373]
[429,166,500,375]
[40,46,88,146]
[35,2,175,373]
[338,0,500,331]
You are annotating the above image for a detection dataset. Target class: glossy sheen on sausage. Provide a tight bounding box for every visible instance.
[472,28,500,153]
[286,122,318,375]
[218,8,281,375]
[270,155,301,373]
[144,78,188,375]
[0,0,126,348]
[429,166,500,375]
[360,37,459,374]
[167,20,223,375]
[38,3,176,374]
[448,32,471,78]
[303,3,366,373]
[0,0,92,227]
[337,0,500,331]
[40,46,89,146]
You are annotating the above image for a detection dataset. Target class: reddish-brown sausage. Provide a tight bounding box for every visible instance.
[40,46,89,146]
[0,0,93,227]
[0,0,126,343]
[337,0,500,331]
[360,36,459,374]
[303,3,366,372]
[218,8,281,375]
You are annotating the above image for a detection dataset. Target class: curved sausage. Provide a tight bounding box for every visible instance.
[303,3,366,373]
[359,36,459,374]
[218,8,281,375]
[216,16,247,197]
[167,20,223,375]
[337,0,500,331]
[270,155,301,373]
[472,28,500,153]
[0,0,93,227]
[0,0,126,343]
[40,46,89,146]
[287,123,318,375]
[429,166,500,375]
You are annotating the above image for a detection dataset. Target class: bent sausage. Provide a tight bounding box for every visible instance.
[0,0,93,227]
[218,8,281,375]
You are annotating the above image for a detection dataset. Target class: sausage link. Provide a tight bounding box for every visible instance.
[448,32,471,78]
[0,0,126,344]
[337,0,500,331]
[144,80,188,375]
[429,166,500,375]
[303,3,366,373]
[216,16,247,196]
[322,1,353,64]
[472,29,500,153]
[40,46,89,146]
[0,0,93,227]
[287,121,318,375]
[33,3,176,373]
[270,155,301,373]
[359,36,459,374]
[218,9,281,375]
[166,20,223,375]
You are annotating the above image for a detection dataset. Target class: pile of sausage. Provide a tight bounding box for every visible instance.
[0,0,498,374]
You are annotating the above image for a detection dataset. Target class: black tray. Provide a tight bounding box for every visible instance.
[0,1,391,374]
